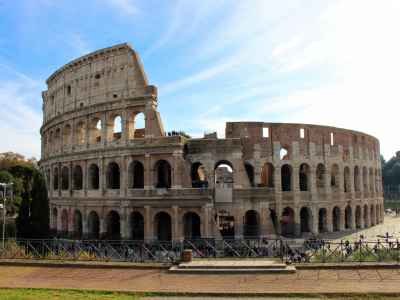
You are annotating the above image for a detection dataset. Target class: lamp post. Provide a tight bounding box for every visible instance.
[0,183,13,242]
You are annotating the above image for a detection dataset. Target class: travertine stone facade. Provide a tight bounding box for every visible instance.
[38,43,384,241]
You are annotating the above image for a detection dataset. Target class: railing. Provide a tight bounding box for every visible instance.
[1,238,399,264]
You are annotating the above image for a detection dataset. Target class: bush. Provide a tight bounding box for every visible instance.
[0,218,17,238]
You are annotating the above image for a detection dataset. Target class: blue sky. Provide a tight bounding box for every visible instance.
[0,0,399,161]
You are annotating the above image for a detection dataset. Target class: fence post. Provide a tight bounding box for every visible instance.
[74,240,76,261]
[341,240,343,262]
[280,237,284,262]
[179,238,183,260]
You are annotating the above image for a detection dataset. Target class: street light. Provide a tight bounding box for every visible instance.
[0,182,13,242]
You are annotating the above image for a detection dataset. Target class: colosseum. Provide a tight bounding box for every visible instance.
[38,43,384,242]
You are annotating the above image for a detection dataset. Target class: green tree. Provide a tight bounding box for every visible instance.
[0,152,37,172]
[30,172,50,239]
[16,182,31,239]
[0,171,22,215]
[0,219,17,239]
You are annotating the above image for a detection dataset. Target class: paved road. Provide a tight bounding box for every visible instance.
[1,265,400,294]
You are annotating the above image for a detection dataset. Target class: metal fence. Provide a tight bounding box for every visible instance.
[1,238,400,264]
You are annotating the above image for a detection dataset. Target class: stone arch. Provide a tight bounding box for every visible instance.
[318,208,328,233]
[300,207,311,233]
[61,166,69,190]
[363,166,368,192]
[281,206,295,237]
[154,211,172,241]
[281,164,292,191]
[245,163,255,187]
[61,209,68,235]
[88,164,100,190]
[128,211,144,240]
[54,128,61,151]
[374,169,379,193]
[48,131,54,153]
[155,159,171,188]
[74,121,85,145]
[332,206,341,231]
[343,166,351,192]
[216,210,235,237]
[243,210,260,237]
[72,210,83,238]
[331,164,339,187]
[183,212,201,238]
[63,124,72,148]
[43,134,48,154]
[87,211,100,239]
[214,160,234,184]
[191,162,205,185]
[316,163,326,188]
[280,145,291,160]
[299,163,310,191]
[376,203,380,223]
[129,111,146,139]
[370,204,376,226]
[73,165,83,190]
[127,161,144,189]
[106,162,120,189]
[354,166,361,192]
[89,117,102,144]
[183,144,189,161]
[107,210,121,240]
[369,167,374,191]
[53,167,59,190]
[46,169,51,190]
[107,114,122,142]
[364,204,370,227]
[52,208,58,230]
[345,205,352,229]
[355,205,362,229]
[261,162,274,187]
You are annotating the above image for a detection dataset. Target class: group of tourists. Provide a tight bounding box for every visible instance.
[219,220,234,230]
[191,180,209,188]
[167,131,189,138]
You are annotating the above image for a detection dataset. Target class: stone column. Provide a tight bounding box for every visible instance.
[294,206,301,237]
[144,206,151,242]
[85,115,90,149]
[172,206,179,242]
[203,205,210,238]
[235,205,243,239]
[99,218,106,238]
[144,154,152,189]
[351,205,356,230]
[340,206,346,231]
[232,151,244,188]
[310,206,319,235]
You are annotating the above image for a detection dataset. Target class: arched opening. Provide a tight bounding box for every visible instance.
[156,212,171,241]
[299,163,310,191]
[375,170,379,193]
[43,134,48,154]
[216,210,234,238]
[63,124,71,148]
[261,162,274,187]
[94,74,100,85]
[345,205,352,229]
[54,128,61,151]
[128,161,144,189]
[243,210,260,237]
[72,210,83,239]
[364,204,369,227]
[332,206,341,232]
[370,205,376,226]
[73,165,83,190]
[191,162,205,187]
[74,121,85,145]
[48,131,54,153]
[67,85,71,95]
[214,160,233,184]
[61,166,69,190]
[88,164,100,190]
[183,212,201,238]
[107,115,122,142]
[129,211,144,240]
[87,211,100,239]
[369,168,374,191]
[53,167,59,190]
[106,162,120,189]
[280,146,291,160]
[342,150,350,162]
[46,170,50,190]
[245,164,255,187]
[355,206,362,229]
[281,207,295,237]
[281,164,292,191]
[61,209,68,236]
[318,208,328,233]
[331,164,339,187]
[89,117,102,144]
[107,210,121,240]
[52,208,58,230]
[354,166,361,192]
[183,144,189,161]
[376,204,380,223]
[269,209,278,234]
[363,167,368,193]
[343,166,351,192]
[129,112,146,139]
[300,207,310,233]
[316,163,326,188]
[156,160,171,188]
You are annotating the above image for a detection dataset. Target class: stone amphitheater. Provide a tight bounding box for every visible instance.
[38,43,384,241]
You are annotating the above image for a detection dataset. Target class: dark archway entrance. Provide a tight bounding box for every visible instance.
[61,209,68,236]
[88,164,100,189]
[243,210,260,237]
[107,210,121,240]
[345,206,352,229]
[318,208,328,232]
[106,162,120,189]
[217,210,235,238]
[157,212,172,240]
[333,206,341,232]
[157,160,171,188]
[128,161,144,189]
[72,210,83,239]
[281,165,291,191]
[300,207,310,233]
[184,212,201,238]
[129,212,144,240]
[356,206,362,229]
[87,211,100,239]
[245,164,255,187]
[281,207,295,237]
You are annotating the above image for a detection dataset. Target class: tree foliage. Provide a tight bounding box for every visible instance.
[0,152,37,173]
[16,182,31,239]
[30,172,50,239]
[382,153,400,193]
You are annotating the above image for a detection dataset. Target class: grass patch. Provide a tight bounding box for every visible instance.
[1,288,400,299]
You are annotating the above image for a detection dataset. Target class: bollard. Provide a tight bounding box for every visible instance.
[182,249,193,262]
